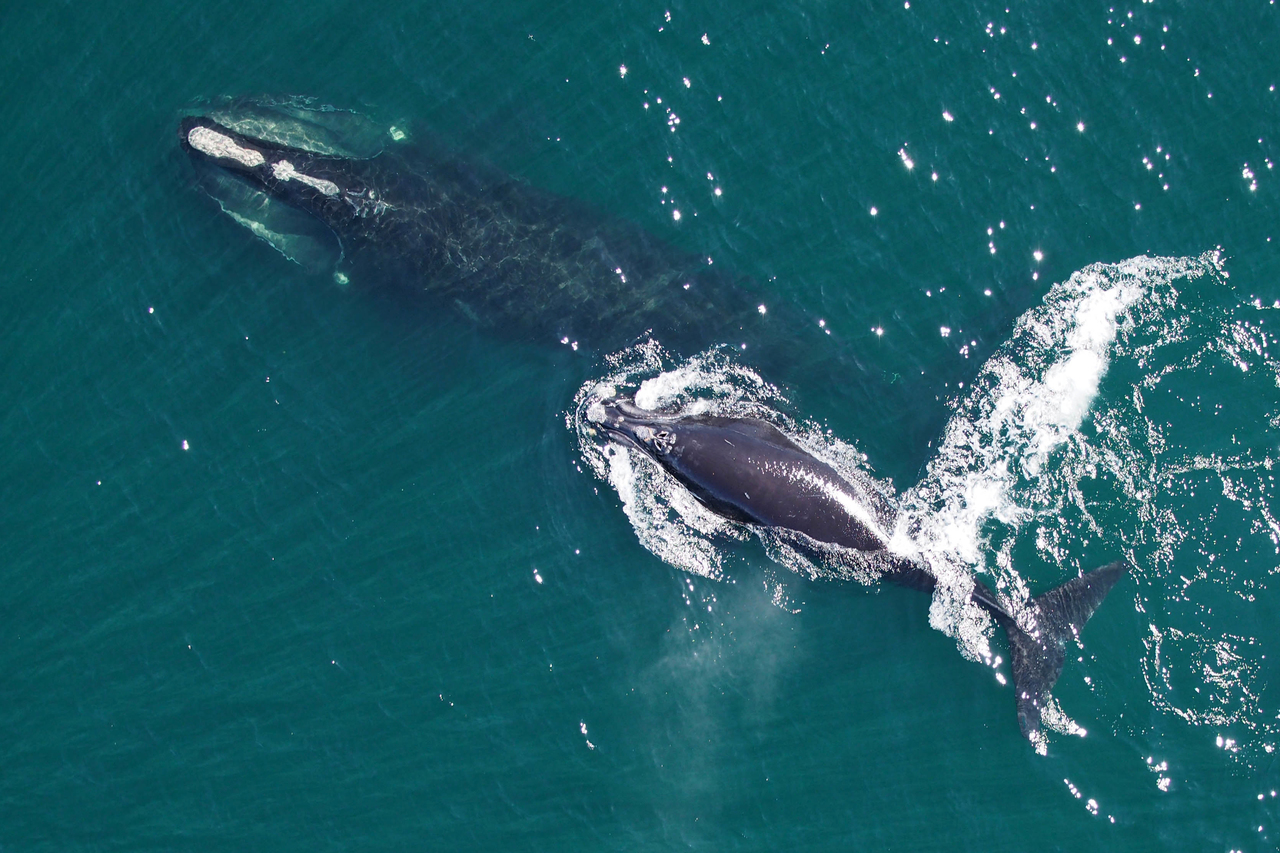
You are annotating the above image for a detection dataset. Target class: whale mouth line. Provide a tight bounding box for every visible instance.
[582,397,650,451]
[592,415,636,448]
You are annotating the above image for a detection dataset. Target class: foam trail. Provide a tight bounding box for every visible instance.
[896,253,1222,664]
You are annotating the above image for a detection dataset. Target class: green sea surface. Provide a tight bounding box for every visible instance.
[2,1,1278,850]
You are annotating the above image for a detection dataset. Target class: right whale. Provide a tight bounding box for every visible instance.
[177,97,780,357]
[588,394,1128,742]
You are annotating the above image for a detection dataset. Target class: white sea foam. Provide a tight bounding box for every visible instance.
[897,253,1222,669]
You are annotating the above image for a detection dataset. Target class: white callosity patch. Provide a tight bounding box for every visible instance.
[270,159,340,197]
[187,126,265,167]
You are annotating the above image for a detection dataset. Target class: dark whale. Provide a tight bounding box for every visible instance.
[589,395,1127,741]
[177,98,778,356]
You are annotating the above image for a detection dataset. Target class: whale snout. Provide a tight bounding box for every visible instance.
[587,396,630,433]
[586,396,655,449]
[180,117,270,175]
[584,399,610,426]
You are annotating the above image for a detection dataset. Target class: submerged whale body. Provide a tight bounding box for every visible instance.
[178,97,772,354]
[589,395,1127,741]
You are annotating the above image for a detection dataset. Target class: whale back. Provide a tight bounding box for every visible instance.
[637,414,891,552]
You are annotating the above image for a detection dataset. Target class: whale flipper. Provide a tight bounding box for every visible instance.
[194,168,343,272]
[1001,561,1129,738]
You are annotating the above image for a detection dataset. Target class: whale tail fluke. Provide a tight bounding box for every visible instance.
[998,560,1129,740]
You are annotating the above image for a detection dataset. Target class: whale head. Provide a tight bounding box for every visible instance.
[587,396,680,458]
[177,97,392,272]
[179,112,348,208]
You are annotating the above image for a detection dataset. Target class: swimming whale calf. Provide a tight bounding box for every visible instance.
[588,394,1128,741]
[177,97,778,356]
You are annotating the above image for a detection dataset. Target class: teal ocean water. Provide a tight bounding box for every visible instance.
[3,1,1279,849]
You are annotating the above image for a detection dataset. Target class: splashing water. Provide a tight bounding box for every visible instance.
[898,256,1218,655]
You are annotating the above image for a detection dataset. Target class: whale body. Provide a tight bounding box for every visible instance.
[589,395,1128,741]
[178,98,773,355]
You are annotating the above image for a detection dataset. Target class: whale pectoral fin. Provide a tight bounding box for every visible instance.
[1001,560,1129,740]
[196,168,342,273]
